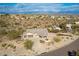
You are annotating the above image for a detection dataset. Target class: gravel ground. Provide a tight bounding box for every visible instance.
[0,33,78,56]
[39,37,79,56]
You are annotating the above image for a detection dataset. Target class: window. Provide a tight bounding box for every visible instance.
[24,35,27,38]
[28,35,33,38]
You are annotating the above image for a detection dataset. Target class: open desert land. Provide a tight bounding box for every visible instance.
[0,14,79,56]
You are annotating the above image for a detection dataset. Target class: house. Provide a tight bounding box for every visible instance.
[52,25,61,31]
[51,16,55,19]
[66,24,72,32]
[75,22,79,25]
[22,28,48,40]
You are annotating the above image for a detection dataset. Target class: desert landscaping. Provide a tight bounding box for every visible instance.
[0,14,79,56]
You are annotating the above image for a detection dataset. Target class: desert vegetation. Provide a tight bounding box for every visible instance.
[0,14,79,41]
[7,29,24,40]
[53,36,61,42]
[0,14,79,56]
[76,50,79,56]
[24,40,34,50]
[1,43,16,49]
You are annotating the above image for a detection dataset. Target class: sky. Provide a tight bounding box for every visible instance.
[0,3,79,14]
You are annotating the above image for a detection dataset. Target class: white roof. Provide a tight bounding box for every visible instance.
[55,27,61,30]
[53,26,61,30]
[75,22,79,24]
[66,24,72,27]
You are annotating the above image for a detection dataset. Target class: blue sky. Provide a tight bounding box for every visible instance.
[0,3,79,14]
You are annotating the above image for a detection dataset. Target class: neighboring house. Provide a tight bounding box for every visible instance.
[75,22,79,25]
[52,25,61,31]
[22,28,48,40]
[51,16,55,19]
[58,18,61,20]
[66,24,72,32]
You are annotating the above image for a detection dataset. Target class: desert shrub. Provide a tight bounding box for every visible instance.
[72,24,79,34]
[12,46,16,49]
[47,27,53,32]
[24,40,33,50]
[76,50,79,56]
[66,37,69,39]
[7,44,11,47]
[9,44,14,48]
[3,54,7,56]
[72,30,79,35]
[9,44,16,49]
[0,40,2,42]
[4,43,16,49]
[59,23,66,32]
[47,27,60,33]
[0,16,9,27]
[7,30,22,39]
[7,30,19,39]
[72,24,79,29]
[33,26,37,28]
[2,43,16,49]
[2,43,7,47]
[0,20,7,27]
[52,29,60,33]
[54,37,61,42]
[0,29,7,36]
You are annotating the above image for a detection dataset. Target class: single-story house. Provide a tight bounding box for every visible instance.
[66,24,72,28]
[51,16,55,19]
[22,28,48,40]
[66,24,72,32]
[75,22,79,25]
[52,25,61,31]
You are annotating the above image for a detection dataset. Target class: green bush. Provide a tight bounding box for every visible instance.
[24,40,33,50]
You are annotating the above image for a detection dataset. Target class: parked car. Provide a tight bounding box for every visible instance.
[67,50,76,56]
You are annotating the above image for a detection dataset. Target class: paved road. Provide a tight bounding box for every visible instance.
[39,38,79,56]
